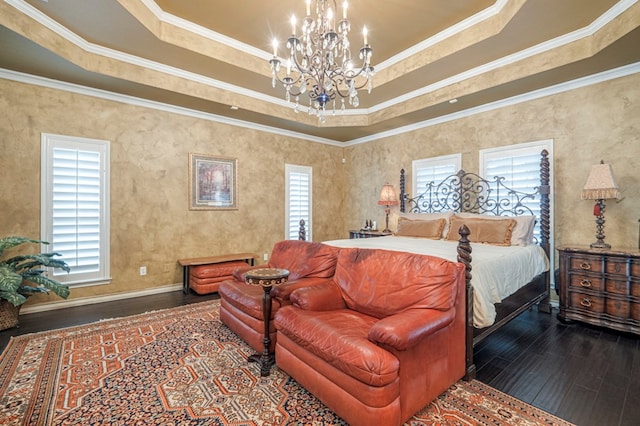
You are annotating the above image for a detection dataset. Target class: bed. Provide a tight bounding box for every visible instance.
[313,149,552,379]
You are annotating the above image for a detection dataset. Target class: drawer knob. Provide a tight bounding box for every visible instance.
[579,262,591,270]
[580,279,592,287]
[580,298,592,308]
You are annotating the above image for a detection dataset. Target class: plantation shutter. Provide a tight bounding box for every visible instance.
[52,148,102,274]
[42,134,110,285]
[285,164,312,241]
[412,154,461,195]
[480,142,552,244]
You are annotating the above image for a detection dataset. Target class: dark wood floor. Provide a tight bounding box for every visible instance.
[2,291,639,426]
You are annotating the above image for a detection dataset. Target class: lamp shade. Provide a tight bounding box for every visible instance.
[378,183,399,206]
[581,161,621,200]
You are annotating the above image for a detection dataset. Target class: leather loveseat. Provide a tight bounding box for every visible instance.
[218,240,339,353]
[273,247,466,426]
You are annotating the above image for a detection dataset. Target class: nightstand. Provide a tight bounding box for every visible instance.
[557,245,640,335]
[349,230,392,239]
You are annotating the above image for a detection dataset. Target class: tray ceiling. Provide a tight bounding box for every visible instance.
[0,0,638,143]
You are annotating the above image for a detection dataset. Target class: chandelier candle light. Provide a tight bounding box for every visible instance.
[269,0,374,122]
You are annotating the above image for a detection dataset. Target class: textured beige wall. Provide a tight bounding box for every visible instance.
[345,72,640,253]
[0,79,345,305]
[2,72,638,308]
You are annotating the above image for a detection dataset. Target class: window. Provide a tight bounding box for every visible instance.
[41,134,110,285]
[479,140,553,245]
[412,153,461,195]
[285,164,312,241]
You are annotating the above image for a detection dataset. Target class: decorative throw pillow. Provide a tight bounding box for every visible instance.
[395,218,446,239]
[455,212,536,246]
[446,215,516,246]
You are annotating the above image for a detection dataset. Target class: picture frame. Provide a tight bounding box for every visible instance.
[189,153,238,210]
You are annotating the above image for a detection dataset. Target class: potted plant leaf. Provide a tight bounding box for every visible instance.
[0,236,70,330]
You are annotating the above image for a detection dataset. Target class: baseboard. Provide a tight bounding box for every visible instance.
[20,283,183,314]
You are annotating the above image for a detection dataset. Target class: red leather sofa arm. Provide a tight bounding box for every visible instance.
[231,265,262,281]
[369,308,455,351]
[289,281,346,311]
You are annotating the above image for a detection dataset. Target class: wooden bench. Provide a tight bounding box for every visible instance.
[178,253,257,294]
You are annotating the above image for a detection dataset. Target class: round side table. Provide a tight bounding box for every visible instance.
[244,267,289,376]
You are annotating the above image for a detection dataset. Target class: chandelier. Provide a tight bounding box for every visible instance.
[269,0,374,122]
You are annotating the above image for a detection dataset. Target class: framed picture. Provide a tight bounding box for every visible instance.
[189,153,237,210]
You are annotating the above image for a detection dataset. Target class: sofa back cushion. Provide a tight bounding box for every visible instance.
[333,248,459,318]
[269,240,339,281]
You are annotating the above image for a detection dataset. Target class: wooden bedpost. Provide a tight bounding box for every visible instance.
[298,219,306,241]
[538,149,552,313]
[457,224,475,380]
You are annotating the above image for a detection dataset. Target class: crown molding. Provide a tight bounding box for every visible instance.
[0,68,343,146]
[346,62,640,146]
[2,62,638,148]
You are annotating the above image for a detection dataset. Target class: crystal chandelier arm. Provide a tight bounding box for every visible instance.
[269,0,373,119]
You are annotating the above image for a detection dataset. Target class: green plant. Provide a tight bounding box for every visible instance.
[0,236,70,306]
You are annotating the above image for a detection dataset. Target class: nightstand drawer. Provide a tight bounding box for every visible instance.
[606,298,630,318]
[632,303,640,321]
[568,274,603,291]
[632,261,640,278]
[568,255,603,273]
[569,292,604,314]
[605,278,629,295]
[606,259,627,275]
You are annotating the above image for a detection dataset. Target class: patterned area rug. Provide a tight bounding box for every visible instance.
[0,300,573,425]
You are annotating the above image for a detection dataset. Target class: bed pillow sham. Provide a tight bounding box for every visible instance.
[394,217,446,239]
[395,211,454,238]
[445,215,517,246]
[455,212,536,246]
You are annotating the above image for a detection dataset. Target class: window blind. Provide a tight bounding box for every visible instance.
[285,165,312,241]
[481,142,552,244]
[51,148,102,274]
[412,154,461,195]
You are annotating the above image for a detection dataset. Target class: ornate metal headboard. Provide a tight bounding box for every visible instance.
[399,150,550,251]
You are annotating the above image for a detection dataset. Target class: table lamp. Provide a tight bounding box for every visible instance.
[580,161,621,249]
[378,183,399,233]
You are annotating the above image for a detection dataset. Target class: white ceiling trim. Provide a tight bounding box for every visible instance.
[0,68,343,147]
[3,62,637,149]
[375,0,508,71]
[6,0,635,122]
[5,0,311,110]
[346,62,640,146]
[140,0,509,72]
[140,0,271,61]
[370,0,637,114]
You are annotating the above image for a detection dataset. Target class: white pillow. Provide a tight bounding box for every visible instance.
[455,212,536,246]
[396,211,454,238]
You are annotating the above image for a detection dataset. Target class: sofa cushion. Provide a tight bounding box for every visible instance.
[218,281,281,320]
[333,248,458,318]
[269,241,339,281]
[275,306,399,386]
[190,261,248,279]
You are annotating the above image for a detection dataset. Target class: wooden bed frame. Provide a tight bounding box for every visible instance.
[399,149,551,379]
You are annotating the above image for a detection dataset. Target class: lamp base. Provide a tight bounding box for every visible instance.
[590,200,610,250]
[590,240,611,250]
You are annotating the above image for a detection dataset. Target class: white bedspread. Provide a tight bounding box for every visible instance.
[323,236,549,328]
